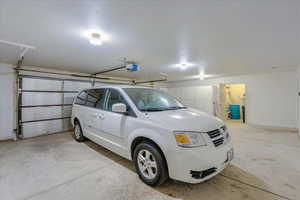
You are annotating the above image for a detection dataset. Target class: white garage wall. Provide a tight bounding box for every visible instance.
[168,86,214,115]
[297,67,300,136]
[166,70,298,129]
[0,63,15,140]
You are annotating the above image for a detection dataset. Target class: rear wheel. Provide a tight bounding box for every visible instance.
[74,121,85,142]
[133,142,168,186]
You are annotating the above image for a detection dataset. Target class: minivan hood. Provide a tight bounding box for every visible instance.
[145,108,224,132]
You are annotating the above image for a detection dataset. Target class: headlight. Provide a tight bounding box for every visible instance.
[222,125,231,142]
[174,131,207,147]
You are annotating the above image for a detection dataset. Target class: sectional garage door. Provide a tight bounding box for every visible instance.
[18,75,93,138]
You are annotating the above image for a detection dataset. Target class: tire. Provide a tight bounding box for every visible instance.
[133,141,168,186]
[74,121,85,142]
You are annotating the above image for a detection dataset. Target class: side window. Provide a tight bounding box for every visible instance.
[75,91,87,105]
[86,89,106,109]
[104,89,126,111]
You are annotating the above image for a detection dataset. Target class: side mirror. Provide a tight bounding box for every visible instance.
[112,103,127,113]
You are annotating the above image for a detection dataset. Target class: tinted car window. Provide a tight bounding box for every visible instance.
[104,89,126,111]
[74,91,87,105]
[86,89,106,109]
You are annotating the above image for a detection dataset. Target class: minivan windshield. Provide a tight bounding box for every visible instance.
[124,88,186,112]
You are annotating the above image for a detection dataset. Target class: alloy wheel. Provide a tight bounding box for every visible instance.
[137,149,158,179]
[74,124,81,139]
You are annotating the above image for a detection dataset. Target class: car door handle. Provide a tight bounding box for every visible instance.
[92,113,105,120]
[92,113,99,118]
[98,114,105,120]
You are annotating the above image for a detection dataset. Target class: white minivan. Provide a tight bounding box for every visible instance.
[71,85,233,186]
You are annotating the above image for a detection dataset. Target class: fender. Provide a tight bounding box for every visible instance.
[127,128,171,160]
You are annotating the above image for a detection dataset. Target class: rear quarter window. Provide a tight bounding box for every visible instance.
[74,91,87,105]
[86,89,106,109]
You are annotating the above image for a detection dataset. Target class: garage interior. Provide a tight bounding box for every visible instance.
[0,1,300,200]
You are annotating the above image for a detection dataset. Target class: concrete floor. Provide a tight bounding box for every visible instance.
[0,122,299,200]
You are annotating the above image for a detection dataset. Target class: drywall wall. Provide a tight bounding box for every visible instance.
[166,70,298,129]
[297,67,300,136]
[0,63,15,140]
[168,85,214,115]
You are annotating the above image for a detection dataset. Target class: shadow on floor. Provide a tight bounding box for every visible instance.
[83,139,287,200]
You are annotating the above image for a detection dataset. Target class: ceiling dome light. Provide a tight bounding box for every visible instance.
[82,29,111,45]
[89,32,102,45]
[175,62,194,70]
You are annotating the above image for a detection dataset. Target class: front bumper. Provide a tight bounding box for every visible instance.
[166,141,233,184]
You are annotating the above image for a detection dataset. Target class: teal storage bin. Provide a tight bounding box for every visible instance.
[229,105,240,120]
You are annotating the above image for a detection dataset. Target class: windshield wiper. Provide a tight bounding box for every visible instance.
[140,108,165,112]
[165,106,187,110]
[141,106,187,112]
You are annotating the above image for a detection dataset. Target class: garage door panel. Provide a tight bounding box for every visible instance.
[22,78,62,90]
[62,119,72,130]
[94,82,108,87]
[63,106,72,118]
[64,93,77,104]
[19,77,106,138]
[22,93,61,105]
[22,107,62,122]
[22,120,64,138]
[64,81,91,91]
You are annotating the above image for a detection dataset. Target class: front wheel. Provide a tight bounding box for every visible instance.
[74,121,85,142]
[133,142,168,186]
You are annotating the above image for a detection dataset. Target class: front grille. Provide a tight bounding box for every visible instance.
[207,129,221,139]
[190,167,217,179]
[207,128,225,147]
[213,137,224,147]
[202,167,217,178]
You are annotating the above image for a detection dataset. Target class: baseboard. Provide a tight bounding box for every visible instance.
[21,129,73,140]
[0,137,14,142]
[247,123,298,132]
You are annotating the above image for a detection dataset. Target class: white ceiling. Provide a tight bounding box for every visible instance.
[0,0,300,81]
